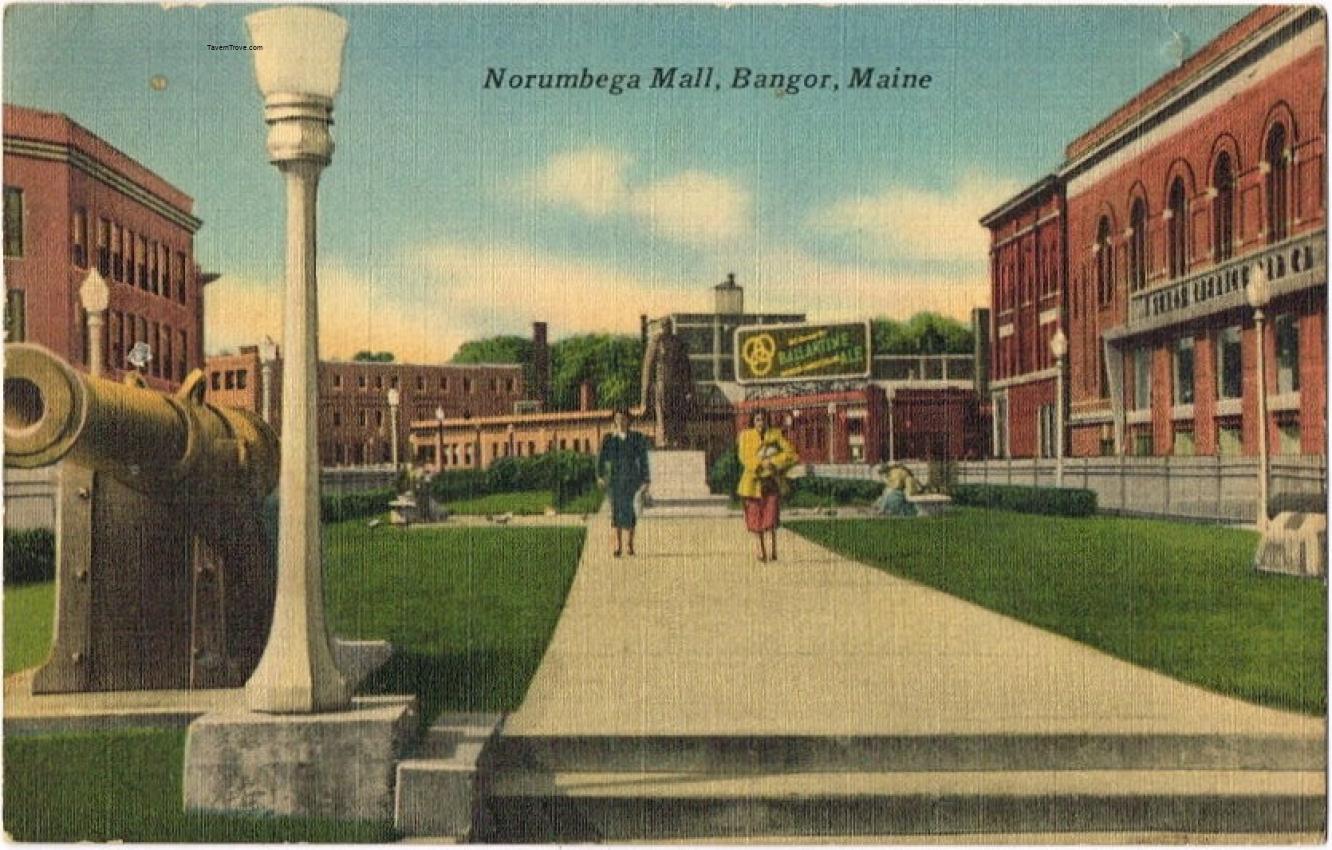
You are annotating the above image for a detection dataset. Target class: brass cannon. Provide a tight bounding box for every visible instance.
[5,343,279,693]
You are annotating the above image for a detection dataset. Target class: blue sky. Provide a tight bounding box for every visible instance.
[4,4,1251,361]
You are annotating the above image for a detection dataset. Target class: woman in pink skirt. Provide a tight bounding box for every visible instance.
[735,410,798,562]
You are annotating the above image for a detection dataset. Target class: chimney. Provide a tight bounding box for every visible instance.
[578,380,597,412]
[714,271,743,315]
[532,322,550,407]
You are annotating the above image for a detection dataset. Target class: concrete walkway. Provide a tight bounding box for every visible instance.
[506,510,1323,740]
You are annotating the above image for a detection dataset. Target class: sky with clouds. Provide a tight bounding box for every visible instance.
[4,4,1250,362]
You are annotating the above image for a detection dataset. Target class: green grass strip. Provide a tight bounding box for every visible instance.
[791,508,1326,714]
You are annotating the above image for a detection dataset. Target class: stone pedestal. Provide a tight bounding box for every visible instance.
[647,451,714,502]
[1254,512,1327,578]
[183,695,418,820]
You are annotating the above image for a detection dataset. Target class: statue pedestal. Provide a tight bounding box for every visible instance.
[646,451,730,515]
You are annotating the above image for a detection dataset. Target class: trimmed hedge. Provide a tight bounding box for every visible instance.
[951,484,1097,517]
[320,488,396,522]
[1268,492,1328,517]
[4,528,55,585]
[791,477,883,505]
[431,451,598,508]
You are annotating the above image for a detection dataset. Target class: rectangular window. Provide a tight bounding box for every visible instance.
[441,377,449,392]
[160,244,170,294]
[375,410,384,427]
[178,329,188,378]
[211,372,221,391]
[1217,423,1243,456]
[1132,347,1151,411]
[137,235,148,288]
[1097,347,1110,400]
[374,375,383,390]
[1173,337,1194,405]
[71,209,88,267]
[175,252,187,303]
[506,378,515,393]
[489,378,498,392]
[359,410,367,427]
[236,369,248,390]
[112,224,123,280]
[97,218,111,275]
[464,378,473,393]
[358,374,367,388]
[333,373,343,389]
[150,321,161,376]
[1216,326,1242,399]
[416,375,425,391]
[1278,421,1301,455]
[1133,432,1154,457]
[148,240,159,294]
[4,288,25,342]
[1274,314,1300,394]
[1173,428,1195,456]
[333,411,342,426]
[126,229,137,286]
[3,187,23,257]
[162,329,173,382]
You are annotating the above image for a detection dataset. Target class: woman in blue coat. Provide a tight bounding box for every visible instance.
[597,407,651,557]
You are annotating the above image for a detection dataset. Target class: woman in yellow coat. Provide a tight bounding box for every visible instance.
[736,409,799,562]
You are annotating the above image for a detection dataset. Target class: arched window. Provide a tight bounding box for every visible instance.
[1095,216,1113,305]
[1129,199,1147,292]
[1212,153,1235,262]
[1265,124,1289,242]
[1167,178,1188,279]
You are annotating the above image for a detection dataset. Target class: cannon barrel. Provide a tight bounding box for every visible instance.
[5,343,278,500]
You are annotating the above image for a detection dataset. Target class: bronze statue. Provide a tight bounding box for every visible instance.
[639,318,694,449]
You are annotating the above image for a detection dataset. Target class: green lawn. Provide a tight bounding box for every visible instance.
[4,521,585,842]
[4,729,395,843]
[5,581,54,675]
[791,509,1326,714]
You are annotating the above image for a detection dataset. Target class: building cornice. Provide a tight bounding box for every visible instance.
[4,136,204,233]
[1059,7,1318,187]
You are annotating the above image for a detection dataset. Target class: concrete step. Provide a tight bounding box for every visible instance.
[489,732,1326,774]
[649,451,714,501]
[478,768,1327,842]
[394,713,503,841]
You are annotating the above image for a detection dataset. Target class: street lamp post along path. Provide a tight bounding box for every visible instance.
[1246,262,1272,532]
[1050,327,1068,490]
[243,6,350,715]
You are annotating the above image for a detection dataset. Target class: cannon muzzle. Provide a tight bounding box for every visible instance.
[5,343,277,500]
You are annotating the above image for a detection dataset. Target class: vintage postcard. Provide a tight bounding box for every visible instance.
[1,2,1326,843]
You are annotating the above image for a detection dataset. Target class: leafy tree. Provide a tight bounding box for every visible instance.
[450,336,532,367]
[549,334,642,411]
[871,313,972,355]
[352,351,395,362]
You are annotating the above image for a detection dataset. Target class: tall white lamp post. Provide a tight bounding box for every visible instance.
[435,405,446,471]
[1050,327,1068,489]
[79,269,110,378]
[259,335,278,425]
[1247,261,1272,531]
[243,6,350,714]
[387,387,401,468]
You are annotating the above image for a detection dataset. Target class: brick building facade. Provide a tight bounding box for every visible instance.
[205,347,524,467]
[3,104,206,391]
[985,6,1325,461]
[1066,6,1325,459]
[981,176,1066,458]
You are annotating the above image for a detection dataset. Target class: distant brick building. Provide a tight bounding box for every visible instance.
[205,347,524,467]
[3,104,206,391]
[981,176,1066,459]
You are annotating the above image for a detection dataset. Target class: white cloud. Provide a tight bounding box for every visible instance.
[526,147,751,245]
[809,171,1023,263]
[204,244,703,362]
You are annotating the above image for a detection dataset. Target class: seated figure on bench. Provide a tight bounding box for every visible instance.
[873,463,923,517]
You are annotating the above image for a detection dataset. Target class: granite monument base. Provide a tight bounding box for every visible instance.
[183,694,419,821]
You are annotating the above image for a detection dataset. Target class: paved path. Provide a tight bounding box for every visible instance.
[506,510,1323,739]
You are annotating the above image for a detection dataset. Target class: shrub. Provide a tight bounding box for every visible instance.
[429,452,598,507]
[1267,492,1328,517]
[708,449,742,495]
[320,488,396,522]
[4,528,55,585]
[951,484,1096,517]
[790,476,882,506]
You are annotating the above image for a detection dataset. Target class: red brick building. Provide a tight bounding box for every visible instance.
[3,104,206,391]
[1065,6,1324,459]
[205,347,524,467]
[981,176,1067,458]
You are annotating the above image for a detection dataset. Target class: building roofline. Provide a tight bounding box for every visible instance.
[979,174,1061,227]
[1059,6,1318,180]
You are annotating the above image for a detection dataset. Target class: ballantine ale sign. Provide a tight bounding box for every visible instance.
[734,321,871,384]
